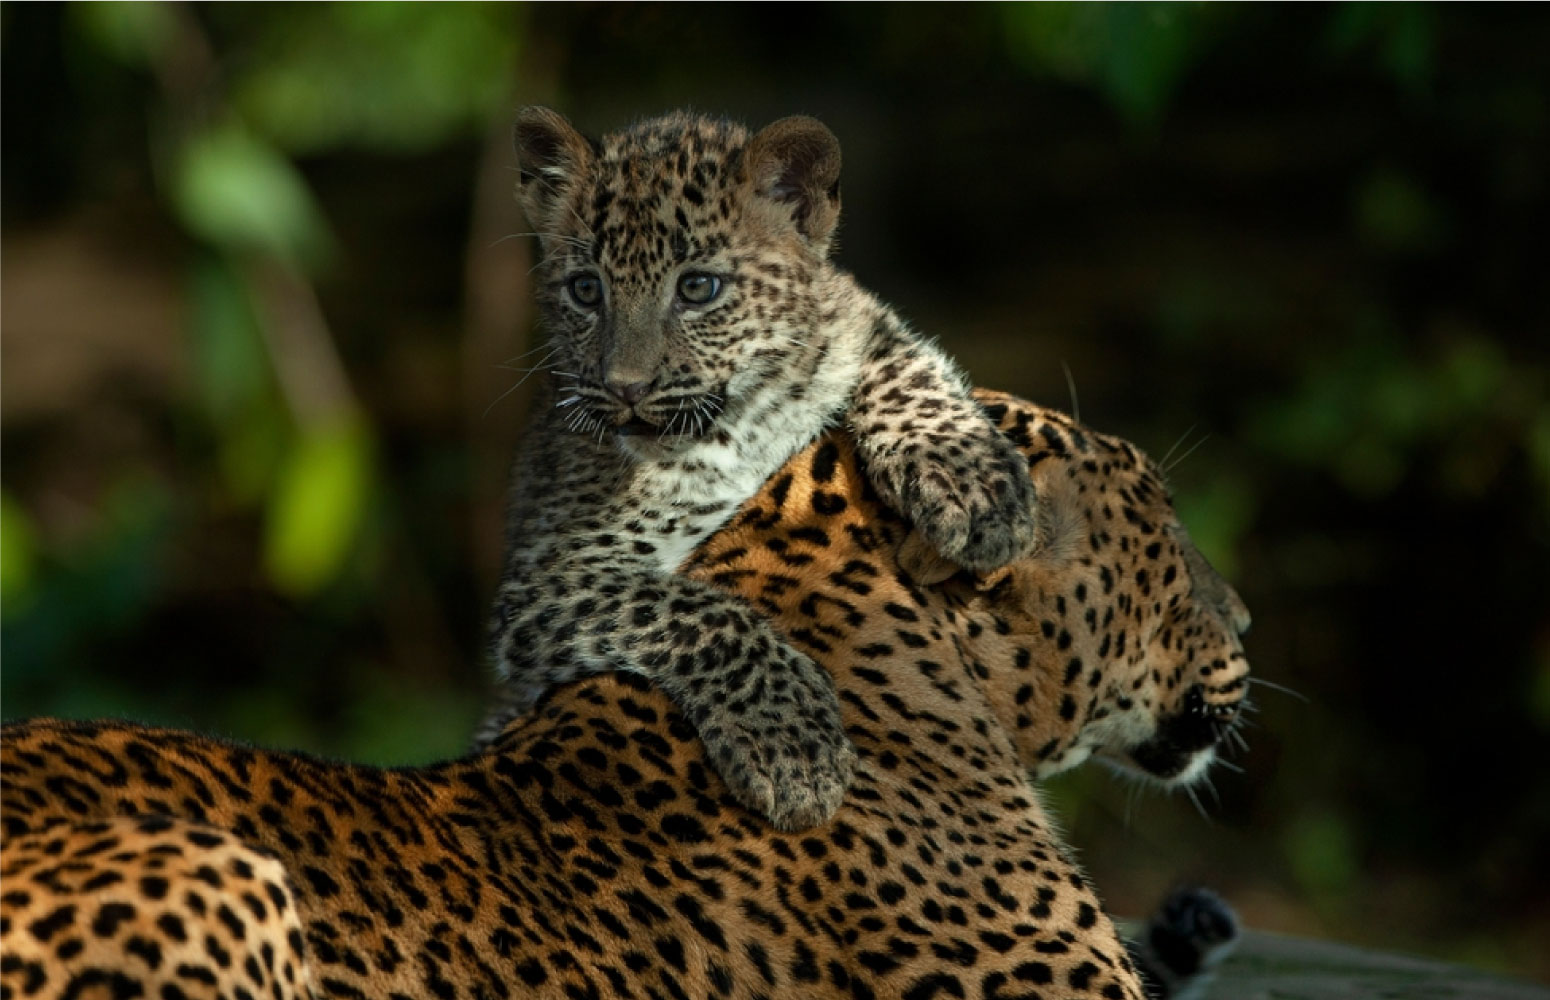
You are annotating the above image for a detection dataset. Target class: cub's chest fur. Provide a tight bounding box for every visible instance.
[628,423,850,565]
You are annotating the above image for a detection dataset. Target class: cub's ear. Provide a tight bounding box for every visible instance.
[743,116,843,253]
[512,107,594,229]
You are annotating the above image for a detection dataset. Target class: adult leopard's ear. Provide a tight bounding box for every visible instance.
[899,530,1014,591]
[743,116,843,253]
[898,530,956,586]
[512,107,594,230]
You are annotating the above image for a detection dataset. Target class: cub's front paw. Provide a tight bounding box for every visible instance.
[700,715,858,831]
[687,648,857,831]
[900,432,1038,573]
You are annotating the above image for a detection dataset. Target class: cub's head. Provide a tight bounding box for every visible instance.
[512,108,844,454]
[910,394,1253,789]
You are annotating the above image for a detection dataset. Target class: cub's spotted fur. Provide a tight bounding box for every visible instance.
[2,394,1251,1000]
[484,110,1038,830]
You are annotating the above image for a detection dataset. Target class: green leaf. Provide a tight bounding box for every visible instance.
[339,680,487,765]
[263,417,374,597]
[69,2,176,67]
[1172,473,1255,579]
[187,256,271,421]
[1530,649,1550,731]
[1002,3,1220,128]
[0,492,39,616]
[184,258,293,506]
[1328,3,1437,97]
[1334,431,1406,498]
[1436,337,1508,417]
[2,477,176,691]
[173,126,334,268]
[218,410,289,509]
[231,3,518,155]
[1353,167,1445,253]
[1529,405,1550,514]
[1285,808,1360,897]
[1099,4,1200,126]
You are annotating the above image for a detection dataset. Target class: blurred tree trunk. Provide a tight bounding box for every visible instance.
[461,7,562,595]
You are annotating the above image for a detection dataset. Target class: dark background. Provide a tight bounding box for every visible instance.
[3,3,1547,981]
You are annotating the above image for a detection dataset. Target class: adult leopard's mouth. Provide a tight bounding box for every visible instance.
[1122,736,1218,786]
[1108,685,1239,787]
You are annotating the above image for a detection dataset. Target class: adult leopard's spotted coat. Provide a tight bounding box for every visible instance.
[1,394,1251,1000]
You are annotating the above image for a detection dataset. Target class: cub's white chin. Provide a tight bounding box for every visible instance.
[615,429,703,461]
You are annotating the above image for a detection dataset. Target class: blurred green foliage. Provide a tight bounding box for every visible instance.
[1354,166,1447,253]
[1327,3,1437,96]
[3,477,175,701]
[0,492,37,611]
[264,416,375,597]
[71,1,177,66]
[174,126,335,268]
[3,1,1548,984]
[232,3,517,155]
[187,257,285,503]
[1250,335,1543,499]
[6,0,514,760]
[1286,808,1363,903]
[1004,3,1224,127]
[54,2,522,608]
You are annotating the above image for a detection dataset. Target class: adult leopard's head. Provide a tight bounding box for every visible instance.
[905,394,1253,789]
[512,108,844,456]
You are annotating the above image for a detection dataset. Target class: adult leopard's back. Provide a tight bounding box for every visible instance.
[1,816,314,1000]
[1,394,1251,1000]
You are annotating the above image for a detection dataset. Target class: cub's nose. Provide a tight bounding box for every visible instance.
[608,380,653,405]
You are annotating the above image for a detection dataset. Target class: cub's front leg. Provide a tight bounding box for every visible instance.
[850,322,1039,572]
[487,561,856,831]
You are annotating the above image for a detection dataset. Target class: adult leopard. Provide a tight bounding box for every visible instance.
[1,394,1251,1000]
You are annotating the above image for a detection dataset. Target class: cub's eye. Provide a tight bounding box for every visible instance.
[567,274,604,307]
[677,273,722,305]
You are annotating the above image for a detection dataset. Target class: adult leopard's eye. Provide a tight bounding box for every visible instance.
[568,273,603,307]
[677,273,722,305]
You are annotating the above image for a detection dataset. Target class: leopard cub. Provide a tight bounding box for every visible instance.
[484,109,1037,829]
